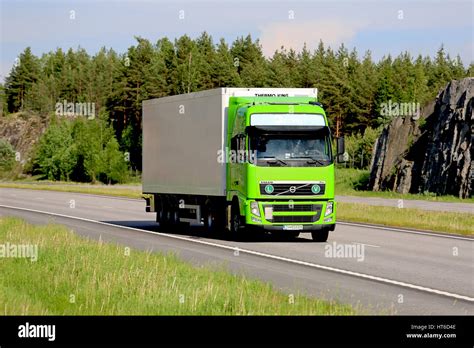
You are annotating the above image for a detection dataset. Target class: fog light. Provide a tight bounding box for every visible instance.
[325,202,333,216]
[251,216,261,223]
[250,201,260,217]
[324,217,333,223]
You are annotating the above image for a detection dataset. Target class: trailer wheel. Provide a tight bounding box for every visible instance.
[204,207,218,233]
[156,202,164,223]
[311,229,329,242]
[170,209,180,225]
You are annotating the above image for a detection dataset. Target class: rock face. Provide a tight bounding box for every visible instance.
[0,112,48,173]
[369,77,473,198]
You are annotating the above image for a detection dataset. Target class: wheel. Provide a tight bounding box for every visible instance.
[311,229,329,242]
[230,203,243,238]
[156,201,164,223]
[170,208,180,225]
[160,201,171,228]
[204,206,220,233]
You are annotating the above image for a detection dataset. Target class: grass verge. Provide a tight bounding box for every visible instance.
[337,202,473,236]
[0,217,356,315]
[0,182,141,199]
[335,168,474,204]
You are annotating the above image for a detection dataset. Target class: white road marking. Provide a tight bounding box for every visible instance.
[352,242,380,248]
[339,221,473,241]
[35,197,45,200]
[0,203,473,303]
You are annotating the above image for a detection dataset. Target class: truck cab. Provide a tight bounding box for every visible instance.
[227,96,338,241]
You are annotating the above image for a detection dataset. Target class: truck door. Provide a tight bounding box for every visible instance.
[229,134,247,197]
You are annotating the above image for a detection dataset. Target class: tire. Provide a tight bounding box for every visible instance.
[230,203,243,239]
[170,208,180,225]
[160,201,171,228]
[204,207,217,233]
[311,229,329,242]
[156,200,164,224]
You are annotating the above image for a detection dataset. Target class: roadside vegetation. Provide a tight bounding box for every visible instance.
[335,168,474,204]
[0,182,141,199]
[337,202,473,236]
[0,217,357,315]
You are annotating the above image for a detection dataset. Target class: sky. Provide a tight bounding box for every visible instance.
[0,0,473,82]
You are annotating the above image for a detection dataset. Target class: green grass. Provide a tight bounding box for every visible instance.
[0,182,142,199]
[335,168,474,204]
[338,202,474,236]
[0,217,357,315]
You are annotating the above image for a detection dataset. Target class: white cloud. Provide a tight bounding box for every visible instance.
[258,19,367,56]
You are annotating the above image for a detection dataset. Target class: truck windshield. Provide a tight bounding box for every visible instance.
[250,130,332,167]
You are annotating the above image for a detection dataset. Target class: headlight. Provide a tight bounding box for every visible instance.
[264,184,274,194]
[325,202,333,216]
[250,201,260,217]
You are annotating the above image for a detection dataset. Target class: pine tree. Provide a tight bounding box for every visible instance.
[231,35,267,87]
[267,48,292,87]
[211,38,241,87]
[5,47,40,112]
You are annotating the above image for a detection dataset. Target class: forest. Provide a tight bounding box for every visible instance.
[1,33,472,183]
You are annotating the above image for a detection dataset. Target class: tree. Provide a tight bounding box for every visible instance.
[98,137,129,184]
[173,35,202,94]
[267,48,293,87]
[5,47,40,112]
[211,38,241,87]
[0,139,15,175]
[34,117,77,181]
[231,35,267,87]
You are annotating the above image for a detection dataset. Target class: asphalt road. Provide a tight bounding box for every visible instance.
[10,182,474,214]
[0,188,473,315]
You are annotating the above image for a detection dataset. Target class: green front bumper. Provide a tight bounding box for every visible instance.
[244,199,336,231]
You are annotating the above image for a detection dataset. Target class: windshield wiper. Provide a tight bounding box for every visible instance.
[293,156,326,166]
[259,157,288,166]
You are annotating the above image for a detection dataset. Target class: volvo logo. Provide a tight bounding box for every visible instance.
[289,186,296,193]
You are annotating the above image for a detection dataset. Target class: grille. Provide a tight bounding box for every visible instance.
[272,215,318,223]
[260,183,325,196]
[263,204,322,223]
[271,204,316,212]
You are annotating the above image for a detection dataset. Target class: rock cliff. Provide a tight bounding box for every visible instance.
[369,77,473,198]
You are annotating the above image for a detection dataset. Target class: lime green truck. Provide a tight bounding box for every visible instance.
[143,88,345,241]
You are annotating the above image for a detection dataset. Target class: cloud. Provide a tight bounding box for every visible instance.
[259,19,368,56]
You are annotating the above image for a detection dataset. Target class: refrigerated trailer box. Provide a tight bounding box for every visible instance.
[143,88,345,242]
[142,88,228,196]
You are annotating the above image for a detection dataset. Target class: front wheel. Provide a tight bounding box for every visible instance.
[230,203,243,239]
[311,229,329,242]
